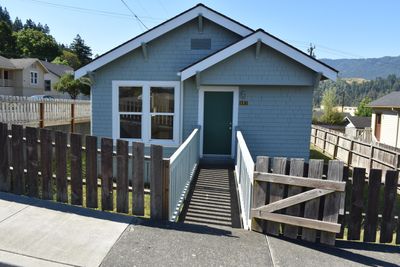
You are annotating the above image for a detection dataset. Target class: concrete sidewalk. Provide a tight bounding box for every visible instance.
[0,192,135,267]
[267,235,400,267]
[101,220,274,266]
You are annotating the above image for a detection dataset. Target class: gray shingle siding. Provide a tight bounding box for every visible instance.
[91,18,241,141]
[238,86,313,159]
[91,17,316,160]
[200,43,315,86]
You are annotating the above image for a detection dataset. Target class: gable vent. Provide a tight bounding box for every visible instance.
[191,38,211,50]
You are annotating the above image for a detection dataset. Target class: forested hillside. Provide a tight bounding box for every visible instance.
[0,5,92,69]
[321,56,400,80]
[314,75,400,107]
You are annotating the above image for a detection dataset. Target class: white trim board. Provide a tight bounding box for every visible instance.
[198,86,239,158]
[75,4,253,79]
[180,30,338,81]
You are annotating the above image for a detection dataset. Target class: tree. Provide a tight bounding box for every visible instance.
[70,34,92,67]
[321,87,344,124]
[355,96,372,117]
[12,17,23,31]
[0,6,11,25]
[52,50,81,69]
[54,73,91,99]
[14,28,60,61]
[0,21,16,57]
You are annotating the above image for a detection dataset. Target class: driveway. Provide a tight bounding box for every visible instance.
[0,192,134,267]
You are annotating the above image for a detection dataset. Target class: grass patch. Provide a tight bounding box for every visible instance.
[310,144,332,163]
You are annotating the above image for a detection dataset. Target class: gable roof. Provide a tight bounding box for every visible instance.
[0,56,16,69]
[40,60,73,77]
[344,116,371,128]
[180,29,338,81]
[368,91,400,108]
[9,58,49,73]
[75,4,253,79]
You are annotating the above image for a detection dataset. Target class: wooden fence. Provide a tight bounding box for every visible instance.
[249,157,399,245]
[0,95,91,130]
[311,124,400,175]
[0,122,169,220]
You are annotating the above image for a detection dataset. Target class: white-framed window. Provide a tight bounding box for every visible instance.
[112,81,180,147]
[30,71,38,85]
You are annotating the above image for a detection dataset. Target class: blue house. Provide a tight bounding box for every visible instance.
[75,4,338,160]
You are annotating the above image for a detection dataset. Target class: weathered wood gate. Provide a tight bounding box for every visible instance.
[251,157,346,245]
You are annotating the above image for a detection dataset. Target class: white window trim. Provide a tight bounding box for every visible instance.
[198,86,239,159]
[30,71,38,85]
[112,80,181,147]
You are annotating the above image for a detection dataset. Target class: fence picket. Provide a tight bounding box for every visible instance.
[116,140,129,213]
[0,123,10,192]
[86,135,98,208]
[150,145,163,220]
[55,131,68,203]
[266,157,287,236]
[40,128,52,199]
[11,124,24,195]
[101,138,113,211]
[132,142,145,216]
[379,170,398,243]
[283,158,304,239]
[347,168,365,240]
[320,160,344,245]
[70,133,82,205]
[302,159,324,242]
[363,169,382,242]
[26,127,38,197]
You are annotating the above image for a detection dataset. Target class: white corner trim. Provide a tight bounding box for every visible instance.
[181,31,338,81]
[75,5,253,79]
[198,86,239,158]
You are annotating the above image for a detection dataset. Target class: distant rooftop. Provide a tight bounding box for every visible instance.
[40,60,73,77]
[344,116,371,128]
[368,91,400,108]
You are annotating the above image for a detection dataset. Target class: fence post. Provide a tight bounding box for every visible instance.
[39,102,44,128]
[150,145,163,220]
[252,156,269,233]
[70,103,75,133]
[132,142,145,216]
[333,135,339,159]
[368,144,374,171]
[322,130,328,153]
[162,159,170,220]
[347,140,354,167]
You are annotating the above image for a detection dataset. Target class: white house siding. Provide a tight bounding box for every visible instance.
[372,109,400,148]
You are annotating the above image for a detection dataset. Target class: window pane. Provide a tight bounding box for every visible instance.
[151,87,174,113]
[119,87,142,112]
[151,115,173,139]
[120,114,141,138]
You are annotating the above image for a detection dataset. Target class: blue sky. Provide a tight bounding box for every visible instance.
[2,0,399,59]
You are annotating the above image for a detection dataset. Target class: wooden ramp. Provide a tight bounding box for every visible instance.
[179,165,242,229]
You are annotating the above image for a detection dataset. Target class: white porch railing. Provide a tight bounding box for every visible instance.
[0,95,90,126]
[168,128,200,221]
[0,79,14,87]
[235,131,255,230]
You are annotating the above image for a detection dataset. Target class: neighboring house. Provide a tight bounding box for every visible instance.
[40,60,73,92]
[320,105,357,116]
[0,55,70,97]
[344,116,372,142]
[369,91,400,148]
[75,4,338,159]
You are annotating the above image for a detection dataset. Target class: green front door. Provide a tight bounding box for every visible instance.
[203,92,233,155]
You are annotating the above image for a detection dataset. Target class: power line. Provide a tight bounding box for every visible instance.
[12,0,164,21]
[120,0,148,30]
